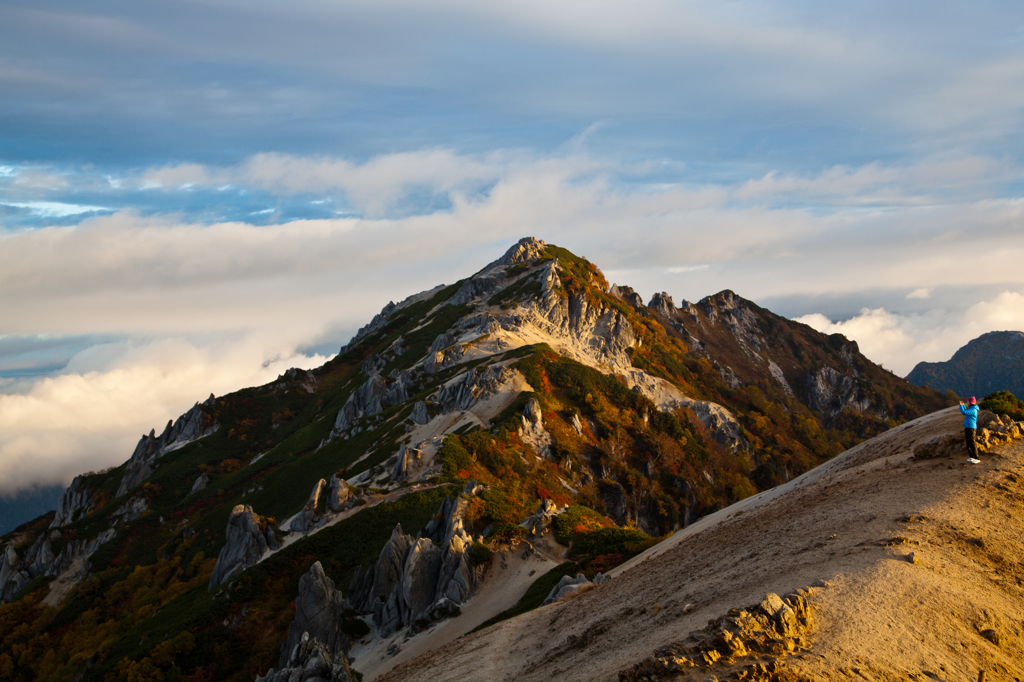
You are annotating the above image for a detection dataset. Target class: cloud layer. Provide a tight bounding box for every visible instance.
[0,335,330,495]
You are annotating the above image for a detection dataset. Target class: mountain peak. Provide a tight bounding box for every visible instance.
[498,236,547,266]
[0,238,948,682]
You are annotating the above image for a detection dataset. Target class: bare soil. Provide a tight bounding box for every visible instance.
[377,407,1024,682]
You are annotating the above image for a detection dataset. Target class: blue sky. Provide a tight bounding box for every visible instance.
[3,0,1024,494]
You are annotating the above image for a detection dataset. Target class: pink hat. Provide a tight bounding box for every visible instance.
[968,396,977,405]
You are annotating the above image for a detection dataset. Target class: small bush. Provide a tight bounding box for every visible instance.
[468,542,493,566]
[479,489,525,525]
[570,527,652,561]
[981,391,1024,420]
[341,617,371,638]
[551,506,609,545]
[437,436,473,479]
[485,522,525,544]
[219,459,243,474]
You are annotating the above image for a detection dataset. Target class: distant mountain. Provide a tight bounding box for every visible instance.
[0,238,946,682]
[0,485,62,535]
[907,330,1024,398]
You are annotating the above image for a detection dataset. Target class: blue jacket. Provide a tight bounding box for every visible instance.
[961,403,980,429]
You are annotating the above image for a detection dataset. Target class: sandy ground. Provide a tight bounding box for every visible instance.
[353,542,562,680]
[377,406,1024,682]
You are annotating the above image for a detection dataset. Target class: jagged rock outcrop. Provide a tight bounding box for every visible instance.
[0,544,31,603]
[542,571,609,605]
[349,495,481,637]
[499,236,547,266]
[290,479,327,533]
[519,499,561,536]
[208,505,275,590]
[327,475,352,512]
[345,300,398,351]
[50,475,94,528]
[625,370,747,454]
[410,400,430,425]
[434,365,518,413]
[442,237,548,310]
[332,374,410,435]
[648,291,676,319]
[190,473,210,494]
[518,398,553,458]
[257,632,357,682]
[391,444,410,483]
[424,343,465,374]
[448,275,505,306]
[117,397,216,497]
[112,495,149,524]
[676,397,745,454]
[610,284,646,311]
[521,261,637,370]
[0,526,103,603]
[279,367,320,394]
[278,562,350,669]
[805,366,871,417]
[619,591,813,681]
[348,524,416,612]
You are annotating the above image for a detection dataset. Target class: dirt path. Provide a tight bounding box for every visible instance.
[378,407,1024,682]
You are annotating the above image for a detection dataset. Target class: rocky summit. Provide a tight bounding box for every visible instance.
[0,238,949,682]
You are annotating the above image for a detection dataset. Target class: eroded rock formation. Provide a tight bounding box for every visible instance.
[208,505,276,590]
[278,561,350,669]
[519,499,561,536]
[50,475,93,528]
[348,494,481,637]
[117,397,217,497]
[518,398,553,458]
[542,571,609,605]
[332,374,410,435]
[290,479,327,533]
[257,632,357,682]
[434,365,518,414]
[327,475,352,512]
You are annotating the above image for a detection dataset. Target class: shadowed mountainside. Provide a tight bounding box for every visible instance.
[908,330,1024,399]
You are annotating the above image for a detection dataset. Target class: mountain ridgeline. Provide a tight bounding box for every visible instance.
[0,238,946,682]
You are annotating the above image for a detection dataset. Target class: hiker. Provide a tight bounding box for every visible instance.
[960,397,981,464]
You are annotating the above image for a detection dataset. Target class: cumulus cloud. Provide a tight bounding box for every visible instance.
[795,290,1024,376]
[0,335,331,494]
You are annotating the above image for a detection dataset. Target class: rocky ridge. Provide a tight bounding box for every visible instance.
[117,396,218,497]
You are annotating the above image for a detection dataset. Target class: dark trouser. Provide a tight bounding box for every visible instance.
[964,427,978,458]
